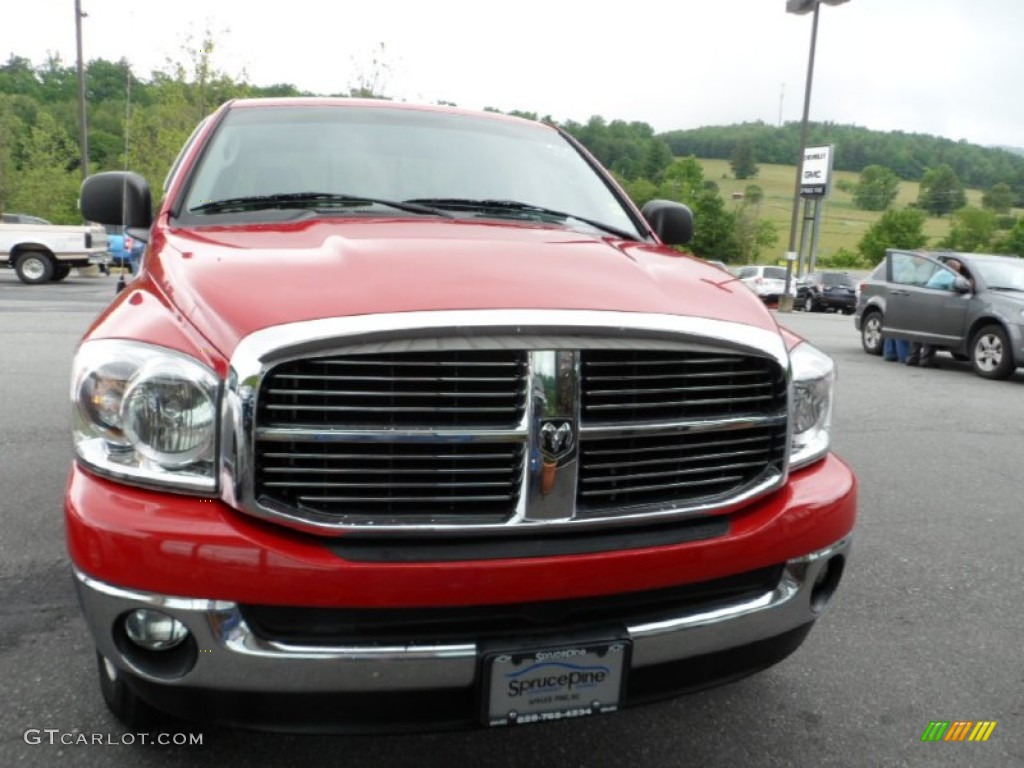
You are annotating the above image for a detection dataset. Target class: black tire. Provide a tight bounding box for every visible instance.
[14,251,55,284]
[860,311,884,355]
[841,307,855,316]
[96,651,163,730]
[970,324,1015,380]
[803,294,816,313]
[52,263,72,282]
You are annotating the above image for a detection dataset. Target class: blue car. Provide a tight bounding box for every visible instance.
[106,229,145,273]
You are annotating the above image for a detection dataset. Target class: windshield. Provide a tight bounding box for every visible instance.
[973,258,1024,291]
[178,105,642,237]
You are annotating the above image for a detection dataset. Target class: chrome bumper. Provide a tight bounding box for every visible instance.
[74,536,850,693]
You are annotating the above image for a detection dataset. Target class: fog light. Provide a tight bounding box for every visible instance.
[124,609,189,651]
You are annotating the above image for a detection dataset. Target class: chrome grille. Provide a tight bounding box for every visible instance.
[256,441,524,522]
[246,328,789,531]
[260,350,528,429]
[581,349,787,424]
[577,426,787,514]
[577,350,787,512]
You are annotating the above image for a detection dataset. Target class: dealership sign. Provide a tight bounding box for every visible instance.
[800,145,834,197]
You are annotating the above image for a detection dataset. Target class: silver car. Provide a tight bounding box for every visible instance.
[737,265,788,303]
[855,250,1024,379]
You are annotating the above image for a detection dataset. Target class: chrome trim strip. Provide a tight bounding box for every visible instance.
[579,413,787,439]
[73,536,849,693]
[232,311,790,373]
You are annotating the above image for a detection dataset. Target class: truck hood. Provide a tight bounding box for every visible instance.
[145,219,772,355]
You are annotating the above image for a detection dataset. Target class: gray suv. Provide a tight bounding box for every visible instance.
[855,250,1024,379]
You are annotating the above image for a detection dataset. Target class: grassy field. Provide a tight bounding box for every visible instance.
[697,158,995,265]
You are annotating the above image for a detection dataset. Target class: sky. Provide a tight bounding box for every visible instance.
[4,0,1024,150]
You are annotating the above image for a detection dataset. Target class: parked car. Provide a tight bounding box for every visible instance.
[105,227,145,272]
[71,98,855,732]
[1,212,52,225]
[0,215,108,283]
[855,249,1024,379]
[796,271,857,314]
[736,265,788,303]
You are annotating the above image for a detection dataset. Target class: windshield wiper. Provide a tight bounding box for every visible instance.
[404,198,640,241]
[190,193,453,218]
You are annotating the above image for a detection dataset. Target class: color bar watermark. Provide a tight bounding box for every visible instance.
[921,721,997,742]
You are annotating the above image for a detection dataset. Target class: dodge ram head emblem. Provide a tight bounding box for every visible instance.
[539,420,574,460]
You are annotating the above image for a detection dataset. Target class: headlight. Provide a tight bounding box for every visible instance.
[789,341,835,469]
[72,340,220,492]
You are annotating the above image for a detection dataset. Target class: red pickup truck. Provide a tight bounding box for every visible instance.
[69,98,855,732]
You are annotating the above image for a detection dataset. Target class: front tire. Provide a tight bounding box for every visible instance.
[971,324,1015,379]
[861,311,884,355]
[14,251,55,284]
[803,295,816,312]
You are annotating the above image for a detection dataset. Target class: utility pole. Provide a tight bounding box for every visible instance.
[778,0,850,312]
[74,0,89,180]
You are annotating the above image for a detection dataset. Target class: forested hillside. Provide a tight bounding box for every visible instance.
[660,122,1024,196]
[2,50,1022,264]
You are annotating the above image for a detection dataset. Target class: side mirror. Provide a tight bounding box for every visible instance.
[641,199,694,246]
[953,275,971,293]
[80,172,153,231]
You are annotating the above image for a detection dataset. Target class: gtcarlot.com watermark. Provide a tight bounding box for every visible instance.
[24,729,203,746]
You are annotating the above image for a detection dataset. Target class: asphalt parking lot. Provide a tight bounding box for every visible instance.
[1,270,1022,767]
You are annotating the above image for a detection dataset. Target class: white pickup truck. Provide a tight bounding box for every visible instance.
[0,213,108,284]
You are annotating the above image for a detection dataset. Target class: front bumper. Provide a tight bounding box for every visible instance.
[75,535,848,730]
[76,535,848,695]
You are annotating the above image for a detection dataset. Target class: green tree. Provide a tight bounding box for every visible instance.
[729,140,758,180]
[858,208,927,264]
[817,248,869,269]
[853,164,900,211]
[939,206,997,252]
[981,182,1015,214]
[996,218,1024,256]
[6,110,80,222]
[734,209,778,263]
[619,175,658,209]
[744,184,764,205]
[642,139,673,183]
[918,164,966,216]
[689,186,739,260]
[0,95,24,210]
[657,156,705,203]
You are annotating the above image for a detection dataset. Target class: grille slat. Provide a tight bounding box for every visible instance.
[265,404,516,413]
[267,388,516,398]
[586,394,777,410]
[584,449,768,470]
[580,475,746,498]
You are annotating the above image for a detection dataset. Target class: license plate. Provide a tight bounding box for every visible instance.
[482,639,629,727]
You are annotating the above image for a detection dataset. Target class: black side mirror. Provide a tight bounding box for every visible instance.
[641,199,694,246]
[80,172,153,231]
